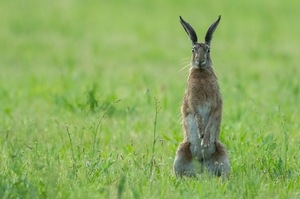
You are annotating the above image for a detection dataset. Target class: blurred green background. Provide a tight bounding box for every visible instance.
[0,0,299,198]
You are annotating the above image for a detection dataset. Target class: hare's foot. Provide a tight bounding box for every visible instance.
[174,141,194,177]
[204,141,230,177]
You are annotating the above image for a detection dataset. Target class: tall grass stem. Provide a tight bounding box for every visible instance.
[149,98,161,180]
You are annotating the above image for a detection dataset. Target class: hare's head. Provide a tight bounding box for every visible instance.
[180,16,221,69]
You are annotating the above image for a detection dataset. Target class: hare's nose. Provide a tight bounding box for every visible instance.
[195,60,206,67]
[199,61,206,66]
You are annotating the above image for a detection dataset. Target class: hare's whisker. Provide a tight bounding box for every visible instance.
[179,64,190,72]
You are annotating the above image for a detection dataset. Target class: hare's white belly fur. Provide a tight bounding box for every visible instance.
[186,103,215,160]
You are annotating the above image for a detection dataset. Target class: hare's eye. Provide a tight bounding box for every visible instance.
[192,48,195,53]
[207,48,210,53]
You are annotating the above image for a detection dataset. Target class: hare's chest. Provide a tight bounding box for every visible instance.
[197,101,211,115]
[196,102,211,124]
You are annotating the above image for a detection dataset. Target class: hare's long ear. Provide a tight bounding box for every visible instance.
[179,16,198,44]
[205,15,221,46]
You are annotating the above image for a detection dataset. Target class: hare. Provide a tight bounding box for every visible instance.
[174,16,230,177]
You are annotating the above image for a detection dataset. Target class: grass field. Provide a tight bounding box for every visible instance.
[1,0,300,198]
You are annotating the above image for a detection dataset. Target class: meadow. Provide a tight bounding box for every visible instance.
[0,0,300,198]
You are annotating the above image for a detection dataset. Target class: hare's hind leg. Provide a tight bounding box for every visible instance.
[174,141,194,177]
[205,141,230,177]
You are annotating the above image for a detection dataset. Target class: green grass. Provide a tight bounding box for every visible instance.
[1,0,300,198]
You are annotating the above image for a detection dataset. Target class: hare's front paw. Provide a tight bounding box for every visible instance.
[200,135,210,148]
[197,126,204,139]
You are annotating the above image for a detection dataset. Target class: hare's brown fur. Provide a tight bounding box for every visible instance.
[174,16,230,177]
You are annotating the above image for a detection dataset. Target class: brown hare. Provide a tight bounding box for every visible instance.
[174,16,230,177]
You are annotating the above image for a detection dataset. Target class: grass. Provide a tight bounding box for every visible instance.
[0,0,300,198]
